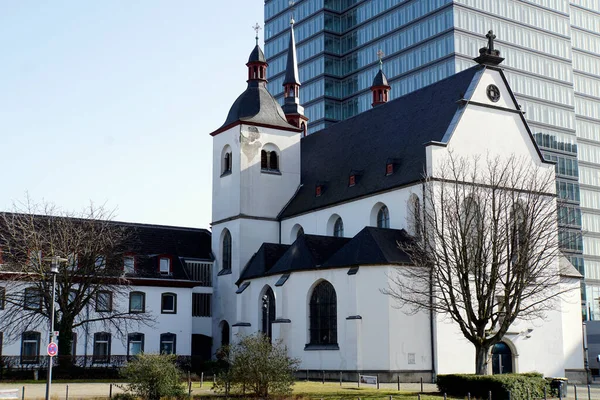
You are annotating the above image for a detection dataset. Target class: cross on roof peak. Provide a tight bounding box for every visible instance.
[486,30,496,53]
[289,0,296,24]
[253,23,262,45]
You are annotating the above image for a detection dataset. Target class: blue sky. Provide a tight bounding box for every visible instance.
[0,1,265,229]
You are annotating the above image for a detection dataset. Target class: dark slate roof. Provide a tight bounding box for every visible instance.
[236,227,416,283]
[236,242,290,285]
[279,65,482,219]
[248,44,266,64]
[283,25,300,86]
[322,227,411,268]
[213,81,297,133]
[372,69,389,87]
[117,222,212,280]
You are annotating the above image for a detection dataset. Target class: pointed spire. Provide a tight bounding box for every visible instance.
[283,19,300,86]
[371,50,391,108]
[282,14,308,135]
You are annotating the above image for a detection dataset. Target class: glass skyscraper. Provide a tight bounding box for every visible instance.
[264,0,600,322]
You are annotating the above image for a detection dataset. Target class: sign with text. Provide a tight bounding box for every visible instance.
[359,375,377,385]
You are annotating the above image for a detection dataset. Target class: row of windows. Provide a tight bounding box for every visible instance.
[266,13,325,58]
[579,165,600,187]
[519,99,575,131]
[455,33,573,83]
[9,331,178,364]
[526,0,570,13]
[221,147,281,176]
[559,205,583,228]
[572,51,600,78]
[571,7,600,33]
[455,0,570,35]
[265,0,323,39]
[559,230,584,252]
[571,0,600,12]
[544,154,579,178]
[583,212,600,233]
[579,142,600,165]
[557,181,581,202]
[455,8,572,59]
[504,70,574,107]
[533,130,578,155]
[572,29,600,56]
[575,96,600,121]
[581,188,600,209]
[577,119,600,144]
[574,73,600,99]
[584,236,600,257]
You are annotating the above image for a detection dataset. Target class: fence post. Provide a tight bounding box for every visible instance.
[389,396,393,400]
[444,393,447,400]
[420,377,423,393]
[358,372,360,388]
[200,372,204,388]
[489,390,492,400]
[109,383,113,399]
[468,393,471,400]
[418,394,421,400]
[397,375,400,391]
[340,371,343,387]
[21,386,25,400]
[575,384,578,400]
[66,384,69,400]
[322,370,325,384]
[377,374,380,390]
[588,384,591,400]
[307,369,309,381]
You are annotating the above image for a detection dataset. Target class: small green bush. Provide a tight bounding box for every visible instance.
[437,373,549,400]
[119,354,186,400]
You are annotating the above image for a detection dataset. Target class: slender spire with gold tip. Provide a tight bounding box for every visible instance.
[282,1,309,136]
[371,50,391,107]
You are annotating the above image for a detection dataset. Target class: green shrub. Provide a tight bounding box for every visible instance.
[119,354,186,400]
[437,373,549,400]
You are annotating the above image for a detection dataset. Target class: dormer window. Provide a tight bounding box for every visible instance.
[349,175,356,187]
[386,163,394,176]
[159,257,171,276]
[123,254,135,274]
[316,185,322,197]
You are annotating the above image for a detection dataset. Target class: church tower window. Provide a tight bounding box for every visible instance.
[333,218,344,237]
[377,205,390,228]
[222,230,232,271]
[309,281,337,346]
[261,150,280,172]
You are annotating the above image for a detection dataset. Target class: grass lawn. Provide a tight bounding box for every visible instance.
[192,381,443,400]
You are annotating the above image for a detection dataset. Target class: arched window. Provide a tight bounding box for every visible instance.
[492,342,513,374]
[221,321,230,347]
[377,205,390,228]
[333,217,344,237]
[309,281,337,345]
[511,202,527,263]
[223,153,232,174]
[261,147,280,172]
[261,287,275,341]
[291,224,304,242]
[407,194,421,236]
[297,227,304,238]
[222,230,232,271]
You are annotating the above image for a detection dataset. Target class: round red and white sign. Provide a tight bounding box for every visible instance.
[47,342,58,357]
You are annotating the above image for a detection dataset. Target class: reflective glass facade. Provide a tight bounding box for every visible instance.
[264,0,599,320]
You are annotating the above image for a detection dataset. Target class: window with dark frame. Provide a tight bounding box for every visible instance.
[377,205,390,228]
[261,150,279,172]
[160,333,176,354]
[161,293,177,314]
[93,332,111,363]
[20,331,40,364]
[192,293,211,317]
[159,257,171,275]
[222,230,232,271]
[333,217,344,237]
[127,333,144,357]
[124,255,135,274]
[309,281,338,346]
[129,292,145,313]
[24,287,41,310]
[96,291,113,312]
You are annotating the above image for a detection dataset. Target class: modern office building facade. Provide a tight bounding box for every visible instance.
[264,0,600,326]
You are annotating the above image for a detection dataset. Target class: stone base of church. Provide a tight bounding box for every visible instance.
[564,369,589,384]
[295,370,434,384]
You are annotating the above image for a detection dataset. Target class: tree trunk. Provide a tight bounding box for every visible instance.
[475,344,490,375]
[56,321,74,375]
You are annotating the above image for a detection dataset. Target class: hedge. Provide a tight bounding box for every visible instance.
[437,373,548,400]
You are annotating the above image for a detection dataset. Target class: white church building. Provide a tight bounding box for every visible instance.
[209,24,586,382]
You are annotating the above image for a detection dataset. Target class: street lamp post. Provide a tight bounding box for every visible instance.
[45,256,66,400]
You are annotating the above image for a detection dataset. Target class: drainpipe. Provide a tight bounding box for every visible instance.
[423,178,437,382]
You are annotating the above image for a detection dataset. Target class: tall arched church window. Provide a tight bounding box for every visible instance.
[309,281,337,345]
[261,287,275,341]
[221,321,230,346]
[222,230,232,271]
[407,194,421,236]
[333,218,344,237]
[511,202,527,264]
[377,205,390,228]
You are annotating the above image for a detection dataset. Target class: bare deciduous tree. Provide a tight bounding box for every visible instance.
[0,199,154,369]
[384,154,571,375]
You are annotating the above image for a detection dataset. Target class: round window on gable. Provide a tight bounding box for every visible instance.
[486,84,501,102]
